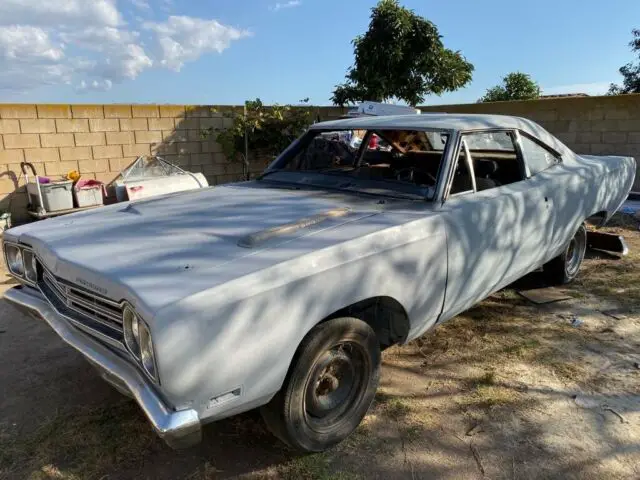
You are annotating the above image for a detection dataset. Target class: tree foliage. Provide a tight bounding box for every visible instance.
[201,99,313,178]
[478,72,541,103]
[609,29,640,95]
[331,0,473,106]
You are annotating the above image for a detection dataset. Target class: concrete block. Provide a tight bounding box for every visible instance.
[122,143,151,157]
[148,118,175,130]
[190,153,213,165]
[19,119,56,134]
[71,105,104,119]
[106,132,134,145]
[78,159,109,173]
[94,172,119,184]
[89,118,120,132]
[177,142,201,154]
[24,148,60,163]
[74,132,106,146]
[60,146,92,161]
[0,105,37,119]
[174,118,200,130]
[602,132,627,144]
[3,134,40,149]
[40,133,74,148]
[0,150,25,163]
[164,130,189,142]
[44,160,79,176]
[104,105,132,118]
[134,130,163,144]
[185,106,213,118]
[159,106,186,118]
[92,145,123,159]
[151,143,177,155]
[0,120,20,134]
[577,132,601,144]
[108,157,136,172]
[56,119,90,133]
[37,105,72,119]
[119,118,148,131]
[628,132,640,144]
[201,141,222,153]
[132,105,159,118]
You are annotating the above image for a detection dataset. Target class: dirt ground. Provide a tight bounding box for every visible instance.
[1,215,639,480]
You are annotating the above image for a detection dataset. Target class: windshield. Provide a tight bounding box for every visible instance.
[263,128,450,199]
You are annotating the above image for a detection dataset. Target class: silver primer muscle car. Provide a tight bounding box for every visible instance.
[3,114,635,452]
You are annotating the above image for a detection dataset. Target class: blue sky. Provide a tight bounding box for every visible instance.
[1,0,639,105]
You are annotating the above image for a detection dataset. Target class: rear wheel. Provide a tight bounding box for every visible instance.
[261,317,380,452]
[542,223,587,285]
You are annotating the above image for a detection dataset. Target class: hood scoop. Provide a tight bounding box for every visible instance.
[237,207,351,249]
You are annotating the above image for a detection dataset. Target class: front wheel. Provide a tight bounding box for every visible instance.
[261,317,380,452]
[542,223,587,285]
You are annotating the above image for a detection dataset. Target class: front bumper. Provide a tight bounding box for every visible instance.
[4,285,202,449]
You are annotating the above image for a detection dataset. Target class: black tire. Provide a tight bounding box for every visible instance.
[260,317,381,452]
[542,223,587,285]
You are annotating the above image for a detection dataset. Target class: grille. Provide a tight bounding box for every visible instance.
[39,265,124,342]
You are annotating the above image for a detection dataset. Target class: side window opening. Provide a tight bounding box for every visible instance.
[449,131,526,197]
[519,134,560,176]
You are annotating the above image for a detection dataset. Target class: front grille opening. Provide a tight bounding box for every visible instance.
[38,262,125,343]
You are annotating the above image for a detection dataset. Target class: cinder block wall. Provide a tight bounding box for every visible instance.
[0,104,253,223]
[420,93,640,191]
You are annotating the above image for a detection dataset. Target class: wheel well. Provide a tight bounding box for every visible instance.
[325,296,410,348]
[586,211,608,228]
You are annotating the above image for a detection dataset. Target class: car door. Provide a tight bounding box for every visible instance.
[438,130,555,320]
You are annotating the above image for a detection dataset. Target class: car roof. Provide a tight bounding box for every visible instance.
[311,113,572,156]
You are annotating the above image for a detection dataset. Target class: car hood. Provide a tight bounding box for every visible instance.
[8,183,395,313]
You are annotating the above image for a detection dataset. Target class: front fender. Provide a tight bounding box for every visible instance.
[152,215,448,422]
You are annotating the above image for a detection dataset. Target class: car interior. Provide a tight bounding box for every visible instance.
[289,128,526,194]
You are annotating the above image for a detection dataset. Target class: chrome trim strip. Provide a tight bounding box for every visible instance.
[3,286,202,449]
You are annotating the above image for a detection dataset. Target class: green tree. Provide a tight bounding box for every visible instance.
[609,29,640,94]
[331,0,473,107]
[478,72,541,103]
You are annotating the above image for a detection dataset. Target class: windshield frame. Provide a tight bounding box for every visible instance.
[261,126,455,201]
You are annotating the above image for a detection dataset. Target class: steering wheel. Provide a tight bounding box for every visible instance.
[395,167,437,185]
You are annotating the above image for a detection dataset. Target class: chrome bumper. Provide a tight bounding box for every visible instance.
[4,285,202,449]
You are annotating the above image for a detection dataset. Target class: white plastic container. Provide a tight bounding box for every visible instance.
[27,180,74,213]
[74,184,104,208]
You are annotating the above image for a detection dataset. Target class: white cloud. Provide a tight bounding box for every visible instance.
[143,16,251,71]
[0,3,249,94]
[0,26,64,62]
[129,0,151,10]
[542,81,612,97]
[0,0,122,27]
[271,1,302,11]
[75,79,113,92]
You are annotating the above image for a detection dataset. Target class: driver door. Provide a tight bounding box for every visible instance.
[439,130,554,319]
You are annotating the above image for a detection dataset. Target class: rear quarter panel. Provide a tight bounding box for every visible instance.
[549,153,635,253]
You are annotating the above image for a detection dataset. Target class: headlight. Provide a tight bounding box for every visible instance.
[139,322,157,380]
[5,245,24,277]
[23,250,38,283]
[123,305,157,381]
[123,306,141,359]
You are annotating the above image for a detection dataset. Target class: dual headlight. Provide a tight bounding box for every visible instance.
[123,305,157,381]
[4,243,39,284]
